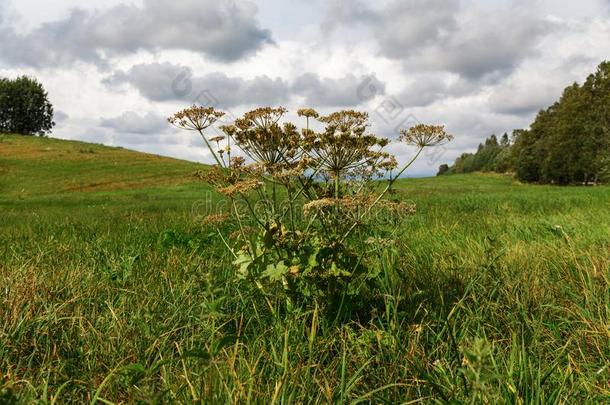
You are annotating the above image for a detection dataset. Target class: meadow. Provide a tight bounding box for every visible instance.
[1,134,609,403]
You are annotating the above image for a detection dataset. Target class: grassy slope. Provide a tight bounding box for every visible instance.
[0,134,211,229]
[0,134,205,196]
[1,135,609,403]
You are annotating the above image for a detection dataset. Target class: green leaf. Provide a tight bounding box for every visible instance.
[261,261,289,281]
[308,251,318,269]
[233,251,253,279]
[123,363,146,374]
[329,262,352,277]
[211,336,237,356]
[122,363,147,385]
[182,349,212,362]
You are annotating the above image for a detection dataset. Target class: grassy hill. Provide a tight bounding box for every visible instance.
[1,134,609,402]
[0,133,204,197]
[0,134,211,230]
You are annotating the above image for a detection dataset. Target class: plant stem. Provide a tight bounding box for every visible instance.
[197,129,224,168]
[340,147,424,242]
[334,172,340,200]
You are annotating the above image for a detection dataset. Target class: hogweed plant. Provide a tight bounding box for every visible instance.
[169,105,453,318]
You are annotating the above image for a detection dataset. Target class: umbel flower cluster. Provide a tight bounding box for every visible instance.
[169,105,453,314]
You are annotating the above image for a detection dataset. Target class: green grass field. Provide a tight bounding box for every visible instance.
[1,134,609,403]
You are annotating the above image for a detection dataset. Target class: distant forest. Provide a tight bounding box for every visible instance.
[440,61,610,184]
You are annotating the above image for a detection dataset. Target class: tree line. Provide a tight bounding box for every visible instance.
[440,61,610,184]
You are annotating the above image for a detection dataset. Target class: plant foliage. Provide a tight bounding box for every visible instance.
[170,106,452,317]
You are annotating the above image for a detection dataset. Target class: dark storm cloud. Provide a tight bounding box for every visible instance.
[104,62,386,108]
[0,0,273,68]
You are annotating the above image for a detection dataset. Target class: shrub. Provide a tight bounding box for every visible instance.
[169,106,452,318]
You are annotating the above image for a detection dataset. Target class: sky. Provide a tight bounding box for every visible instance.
[1,0,609,176]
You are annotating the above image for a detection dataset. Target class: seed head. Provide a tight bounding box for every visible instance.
[399,124,454,148]
[297,108,319,119]
[168,105,225,132]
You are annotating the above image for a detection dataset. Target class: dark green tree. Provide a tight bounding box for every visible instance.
[437,163,450,176]
[599,152,610,183]
[447,134,511,174]
[500,133,510,147]
[0,76,55,136]
[509,61,610,184]
[583,61,610,182]
[451,152,475,173]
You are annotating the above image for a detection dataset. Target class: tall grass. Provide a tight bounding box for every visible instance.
[1,139,609,403]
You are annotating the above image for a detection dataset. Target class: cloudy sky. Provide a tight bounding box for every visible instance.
[1,0,609,175]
